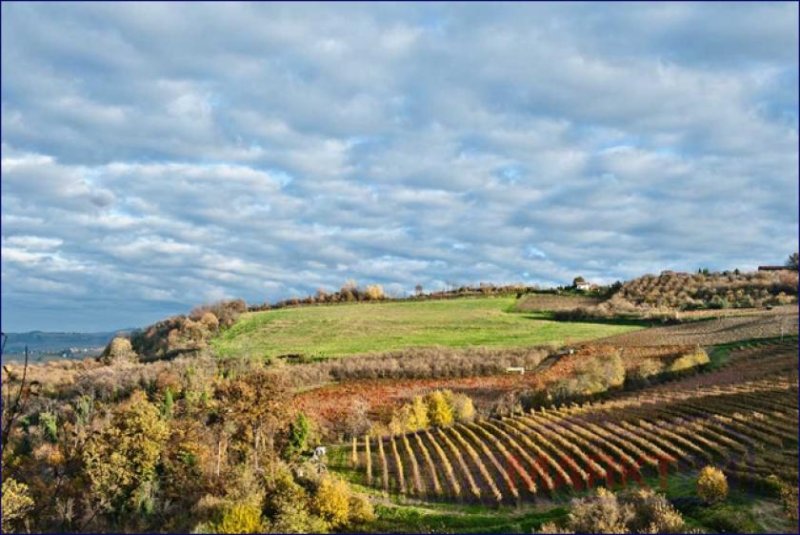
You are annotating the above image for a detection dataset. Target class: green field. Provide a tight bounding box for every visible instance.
[212,296,642,359]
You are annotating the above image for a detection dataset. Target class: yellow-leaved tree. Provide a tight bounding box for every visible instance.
[313,475,351,528]
[426,390,454,427]
[83,390,169,517]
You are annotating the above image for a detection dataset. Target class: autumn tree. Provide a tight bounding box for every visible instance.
[313,474,351,528]
[82,390,169,519]
[444,391,475,422]
[214,369,291,473]
[343,398,371,437]
[426,390,454,427]
[99,337,137,365]
[407,395,429,429]
[363,284,385,301]
[160,417,215,525]
[264,467,328,533]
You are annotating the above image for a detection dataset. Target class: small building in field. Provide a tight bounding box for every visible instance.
[758,265,790,272]
[572,276,592,291]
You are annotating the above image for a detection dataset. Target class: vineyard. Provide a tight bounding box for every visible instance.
[348,339,799,505]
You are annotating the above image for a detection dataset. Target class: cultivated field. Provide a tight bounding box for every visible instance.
[295,344,705,432]
[596,306,798,346]
[513,293,603,312]
[212,297,641,360]
[347,338,798,506]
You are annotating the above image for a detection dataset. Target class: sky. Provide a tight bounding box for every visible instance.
[1,2,798,332]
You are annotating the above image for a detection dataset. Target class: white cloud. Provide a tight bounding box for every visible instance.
[1,2,797,331]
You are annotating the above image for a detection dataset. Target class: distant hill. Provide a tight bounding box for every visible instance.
[1,329,134,362]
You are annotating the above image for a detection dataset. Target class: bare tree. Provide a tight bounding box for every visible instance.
[2,339,40,450]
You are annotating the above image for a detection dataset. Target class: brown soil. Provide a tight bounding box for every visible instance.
[514,293,602,312]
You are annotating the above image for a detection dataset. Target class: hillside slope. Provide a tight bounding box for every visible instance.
[211,296,641,360]
[616,270,797,310]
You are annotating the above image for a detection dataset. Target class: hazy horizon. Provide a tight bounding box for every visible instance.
[2,2,798,331]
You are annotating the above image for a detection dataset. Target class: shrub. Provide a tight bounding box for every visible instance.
[348,493,375,525]
[313,475,350,528]
[708,295,728,309]
[291,346,550,387]
[668,348,709,373]
[697,466,728,504]
[636,358,663,379]
[264,468,328,533]
[537,488,689,534]
[703,508,759,533]
[38,410,58,443]
[628,359,664,387]
[601,352,626,388]
[556,352,626,398]
[190,299,246,328]
[765,475,798,522]
[212,502,265,534]
[624,488,685,533]
[779,485,799,522]
[1,478,34,533]
[565,487,634,533]
[199,312,220,332]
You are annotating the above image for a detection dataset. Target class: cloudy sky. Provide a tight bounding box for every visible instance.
[2,2,798,332]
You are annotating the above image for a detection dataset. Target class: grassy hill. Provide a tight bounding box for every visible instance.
[211,296,641,360]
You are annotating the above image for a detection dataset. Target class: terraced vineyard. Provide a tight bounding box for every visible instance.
[351,339,799,504]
